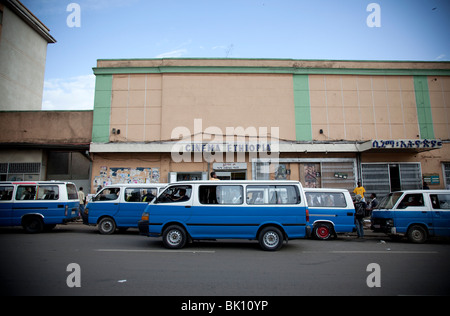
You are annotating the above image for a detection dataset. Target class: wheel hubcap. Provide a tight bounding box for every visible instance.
[263,232,279,247]
[317,227,330,238]
[102,221,112,232]
[168,230,182,246]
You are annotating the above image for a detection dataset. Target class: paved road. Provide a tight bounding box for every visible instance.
[1,223,449,297]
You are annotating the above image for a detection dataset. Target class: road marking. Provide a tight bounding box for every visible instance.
[302,251,438,254]
[95,249,216,254]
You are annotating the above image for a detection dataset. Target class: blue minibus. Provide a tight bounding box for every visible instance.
[0,181,79,233]
[138,181,311,251]
[305,188,355,240]
[371,190,450,243]
[84,183,167,234]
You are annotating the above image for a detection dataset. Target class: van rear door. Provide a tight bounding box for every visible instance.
[0,185,14,226]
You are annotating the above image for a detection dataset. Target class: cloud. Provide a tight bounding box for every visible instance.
[42,74,95,110]
[435,54,446,61]
[155,49,187,58]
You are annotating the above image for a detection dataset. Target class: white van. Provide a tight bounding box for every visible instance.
[138,180,311,251]
[371,190,450,243]
[304,188,355,240]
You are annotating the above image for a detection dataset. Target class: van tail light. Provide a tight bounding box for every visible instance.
[306,209,310,223]
[141,212,149,221]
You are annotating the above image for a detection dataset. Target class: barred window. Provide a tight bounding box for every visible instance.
[8,163,41,174]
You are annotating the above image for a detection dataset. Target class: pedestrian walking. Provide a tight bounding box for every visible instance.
[354,194,367,238]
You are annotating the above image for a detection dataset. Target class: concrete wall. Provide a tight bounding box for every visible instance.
[0,5,49,111]
[0,111,93,144]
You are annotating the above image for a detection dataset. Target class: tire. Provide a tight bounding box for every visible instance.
[313,223,333,240]
[259,226,284,251]
[407,225,427,243]
[98,217,116,235]
[22,216,44,234]
[162,225,187,249]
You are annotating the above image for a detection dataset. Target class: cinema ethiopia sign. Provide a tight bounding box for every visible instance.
[183,142,273,153]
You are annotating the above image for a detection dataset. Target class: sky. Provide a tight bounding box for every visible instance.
[18,0,450,111]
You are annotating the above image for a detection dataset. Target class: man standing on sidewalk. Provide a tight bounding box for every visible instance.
[77,187,86,220]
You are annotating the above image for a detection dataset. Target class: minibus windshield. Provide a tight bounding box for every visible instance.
[378,192,403,209]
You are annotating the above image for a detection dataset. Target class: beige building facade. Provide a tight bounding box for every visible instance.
[0,0,56,111]
[90,59,450,197]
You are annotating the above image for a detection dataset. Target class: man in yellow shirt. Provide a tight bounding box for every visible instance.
[353,181,366,200]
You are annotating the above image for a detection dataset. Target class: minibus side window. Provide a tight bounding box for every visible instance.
[247,185,300,205]
[0,186,14,201]
[94,188,120,201]
[306,192,347,208]
[125,188,158,202]
[199,185,243,205]
[16,185,37,200]
[142,188,157,202]
[398,194,424,209]
[156,185,192,203]
[66,184,78,200]
[37,185,59,200]
[430,194,450,210]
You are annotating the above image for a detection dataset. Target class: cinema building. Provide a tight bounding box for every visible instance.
[90,58,450,197]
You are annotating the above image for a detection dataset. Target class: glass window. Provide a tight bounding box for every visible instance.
[37,185,59,200]
[199,185,243,205]
[94,187,120,201]
[247,185,300,205]
[398,194,424,209]
[156,185,192,203]
[125,188,158,203]
[0,186,14,201]
[306,192,347,208]
[66,184,78,200]
[430,194,450,210]
[16,185,37,200]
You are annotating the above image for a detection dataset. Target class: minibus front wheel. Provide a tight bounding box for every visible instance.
[98,217,116,235]
[162,225,188,249]
[407,225,428,243]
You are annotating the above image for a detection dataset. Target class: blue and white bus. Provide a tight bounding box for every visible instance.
[138,181,311,251]
[371,190,450,243]
[305,188,355,240]
[84,183,167,234]
[0,181,79,233]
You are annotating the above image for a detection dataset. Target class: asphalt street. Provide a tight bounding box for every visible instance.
[1,223,449,296]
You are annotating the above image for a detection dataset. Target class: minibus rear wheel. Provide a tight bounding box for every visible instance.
[259,226,284,251]
[22,216,44,234]
[313,223,334,240]
[162,225,187,249]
